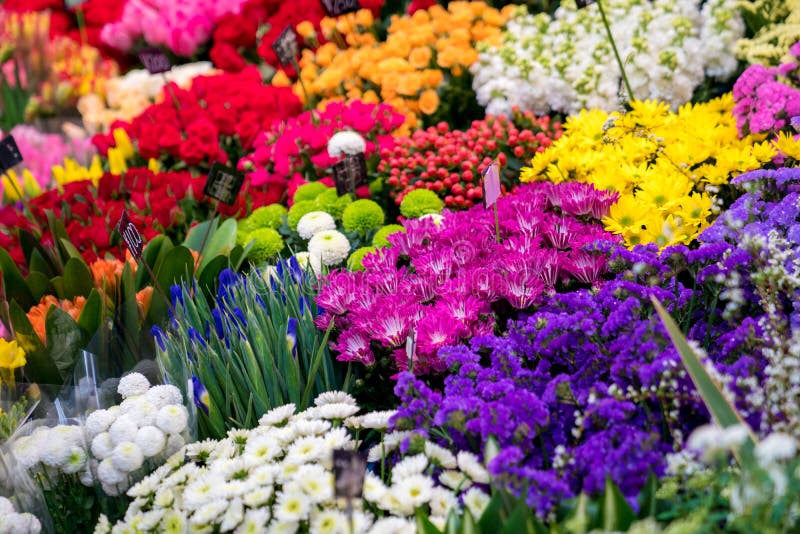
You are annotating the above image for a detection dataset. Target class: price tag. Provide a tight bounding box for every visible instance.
[321,0,361,17]
[333,449,367,499]
[204,162,245,205]
[272,26,299,66]
[332,153,367,196]
[0,135,23,172]
[138,47,171,74]
[116,211,144,260]
[405,328,416,363]
[575,0,596,8]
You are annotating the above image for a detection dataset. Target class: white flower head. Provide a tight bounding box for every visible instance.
[236,509,270,533]
[63,446,88,475]
[297,211,337,240]
[359,410,396,431]
[391,454,428,481]
[308,230,351,267]
[112,442,145,473]
[316,403,360,420]
[368,516,415,534]
[220,498,244,532]
[315,391,357,407]
[190,498,229,526]
[274,490,312,522]
[755,433,798,467]
[0,496,13,515]
[156,404,189,434]
[438,470,472,491]
[109,415,139,446]
[290,419,331,437]
[429,487,458,518]
[327,130,366,158]
[293,464,333,502]
[259,404,296,427]
[135,426,167,458]
[97,457,126,486]
[391,473,434,510]
[457,451,489,484]
[118,373,150,398]
[244,434,282,464]
[91,432,114,460]
[285,436,327,465]
[424,441,456,469]
[85,409,116,437]
[463,487,491,519]
[0,512,42,534]
[293,252,322,277]
[145,384,184,409]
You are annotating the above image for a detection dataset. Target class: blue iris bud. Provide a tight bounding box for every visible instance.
[192,376,210,415]
[286,317,298,358]
[151,325,167,351]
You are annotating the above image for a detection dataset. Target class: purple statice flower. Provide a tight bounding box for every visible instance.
[316,181,619,374]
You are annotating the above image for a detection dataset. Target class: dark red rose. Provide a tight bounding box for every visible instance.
[213,15,257,48]
[210,42,248,72]
[407,0,437,14]
[179,137,212,166]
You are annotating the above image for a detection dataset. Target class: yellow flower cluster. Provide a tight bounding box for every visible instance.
[735,0,800,66]
[520,96,776,248]
[280,2,510,134]
[0,339,26,388]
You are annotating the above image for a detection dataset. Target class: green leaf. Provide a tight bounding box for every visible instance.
[461,508,478,534]
[477,493,504,531]
[58,237,83,261]
[563,493,592,534]
[19,229,57,275]
[29,249,55,279]
[183,218,218,252]
[599,476,635,532]
[651,297,758,464]
[147,246,194,324]
[136,234,173,289]
[44,307,85,376]
[415,509,444,534]
[62,257,94,300]
[77,289,103,336]
[0,247,35,310]
[197,255,227,301]
[25,271,54,302]
[198,218,237,274]
[9,301,60,385]
[445,508,460,534]
[501,498,547,534]
[637,472,658,519]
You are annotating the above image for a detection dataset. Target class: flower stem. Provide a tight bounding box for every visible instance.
[596,0,634,104]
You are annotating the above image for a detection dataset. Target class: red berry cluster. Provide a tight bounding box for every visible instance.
[378,111,562,209]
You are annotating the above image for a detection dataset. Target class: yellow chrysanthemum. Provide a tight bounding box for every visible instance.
[774,131,800,161]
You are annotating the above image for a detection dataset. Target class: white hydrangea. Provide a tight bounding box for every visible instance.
[327,130,366,158]
[296,211,337,240]
[307,230,351,267]
[118,373,150,398]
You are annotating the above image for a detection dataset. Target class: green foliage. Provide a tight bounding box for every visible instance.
[400,188,444,218]
[342,199,385,234]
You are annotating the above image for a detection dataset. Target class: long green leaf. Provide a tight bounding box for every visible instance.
[9,301,60,385]
[62,257,94,300]
[0,247,34,310]
[599,477,635,532]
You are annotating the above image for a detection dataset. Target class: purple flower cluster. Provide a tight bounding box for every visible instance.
[315,182,619,374]
[732,49,800,136]
[391,166,800,512]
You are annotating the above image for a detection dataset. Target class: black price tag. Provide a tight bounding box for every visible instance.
[321,0,361,17]
[332,153,367,196]
[272,26,299,66]
[333,449,367,499]
[575,0,596,8]
[0,135,23,173]
[138,48,171,74]
[116,211,145,260]
[204,162,245,205]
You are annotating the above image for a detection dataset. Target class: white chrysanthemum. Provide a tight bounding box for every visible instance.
[438,470,472,491]
[258,404,296,427]
[109,415,139,446]
[40,438,74,468]
[316,403,359,420]
[86,409,116,437]
[363,471,386,503]
[190,498,229,526]
[183,474,225,510]
[219,498,244,531]
[165,434,186,457]
[359,410,396,430]
[297,211,337,240]
[120,397,158,427]
[327,130,366,158]
[112,442,145,472]
[135,425,167,458]
[156,405,189,434]
[62,446,88,475]
[291,419,332,437]
[418,213,444,226]
[285,436,326,465]
[266,520,299,534]
[315,391,357,407]
[323,427,351,451]
[118,373,150,398]
[136,510,165,531]
[243,434,282,464]
[755,433,798,466]
[127,476,159,498]
[186,439,218,462]
[0,512,42,534]
[392,473,433,509]
[457,451,489,484]
[308,230,351,267]
[160,510,188,533]
[93,513,111,534]
[278,461,301,483]
[97,457,126,486]
[463,487,491,519]
[368,517,415,534]
[274,490,312,523]
[154,487,175,508]
[91,432,114,460]
[145,384,183,409]
[293,252,322,277]
[424,441,456,469]
[292,464,333,502]
[429,487,457,518]
[0,496,14,515]
[310,509,347,534]
[52,424,85,448]
[243,487,273,508]
[392,454,428,481]
[235,509,270,534]
[11,436,40,469]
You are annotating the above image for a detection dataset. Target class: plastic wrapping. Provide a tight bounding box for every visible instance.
[0,446,51,533]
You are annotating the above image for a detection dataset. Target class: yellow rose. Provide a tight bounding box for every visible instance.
[296,21,316,39]
[355,9,374,27]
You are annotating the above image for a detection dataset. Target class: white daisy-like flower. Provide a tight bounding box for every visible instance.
[62,446,88,475]
[270,426,297,447]
[190,498,229,526]
[154,487,175,508]
[135,425,167,457]
[285,436,327,465]
[457,451,489,484]
[258,404,296,427]
[323,427,351,451]
[109,415,139,446]
[297,211,337,240]
[186,439,219,462]
[438,470,472,491]
[359,410,396,431]
[242,487,273,508]
[363,471,386,503]
[291,419,332,437]
[266,520,299,534]
[183,474,225,510]
[463,487,491,520]
[85,409,116,437]
[315,391,357,407]
[228,428,251,446]
[327,130,367,158]
[424,441,457,469]
[97,457,126,486]
[368,517,415,534]
[343,416,362,430]
[145,385,183,409]
[118,373,150,398]
[755,432,798,466]
[429,487,457,518]
[292,464,332,502]
[274,491,312,523]
[250,465,279,487]
[392,473,433,510]
[391,454,428,481]
[156,405,189,434]
[220,498,245,531]
[93,513,111,534]
[234,509,270,534]
[278,462,301,483]
[293,252,322,277]
[112,442,145,473]
[308,230,351,267]
[160,510,188,534]
[127,476,159,498]
[310,509,347,534]
[316,403,360,420]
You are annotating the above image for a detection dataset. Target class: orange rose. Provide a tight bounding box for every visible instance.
[419,89,440,115]
[408,47,432,69]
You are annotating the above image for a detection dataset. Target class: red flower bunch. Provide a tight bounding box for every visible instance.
[240,100,405,203]
[379,111,563,209]
[93,67,302,170]
[0,167,282,270]
[210,0,383,74]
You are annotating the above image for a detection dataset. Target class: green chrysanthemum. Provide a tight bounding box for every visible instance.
[293,182,331,203]
[242,204,287,233]
[248,228,285,264]
[342,199,385,234]
[314,189,352,220]
[287,200,318,230]
[400,188,444,219]
[372,224,406,248]
[347,246,378,271]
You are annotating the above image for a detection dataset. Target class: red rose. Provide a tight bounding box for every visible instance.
[210,42,248,72]
[407,0,437,14]
[235,113,261,149]
[179,137,212,166]
[213,15,257,48]
[79,0,125,26]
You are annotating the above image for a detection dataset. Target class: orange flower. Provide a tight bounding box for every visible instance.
[419,89,440,115]
[136,287,153,318]
[408,47,432,69]
[90,258,125,292]
[296,21,316,40]
[272,70,291,87]
[27,295,87,344]
[355,9,374,27]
